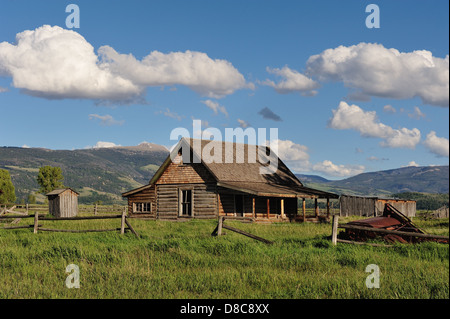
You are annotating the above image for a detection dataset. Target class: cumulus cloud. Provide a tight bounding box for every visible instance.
[258,107,282,121]
[328,101,421,149]
[88,114,124,126]
[269,139,311,172]
[0,25,142,101]
[305,43,449,107]
[261,66,320,96]
[99,46,250,99]
[202,99,228,117]
[268,138,364,177]
[423,131,449,157]
[0,25,250,102]
[312,160,365,178]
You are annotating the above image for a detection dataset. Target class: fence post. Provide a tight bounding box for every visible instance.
[331,215,339,245]
[94,203,98,216]
[120,208,126,235]
[33,213,39,234]
[217,216,224,236]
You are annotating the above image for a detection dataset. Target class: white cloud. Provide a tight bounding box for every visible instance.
[383,104,396,113]
[262,66,319,95]
[328,101,421,149]
[423,131,449,157]
[408,106,426,120]
[21,144,30,148]
[202,99,228,117]
[237,119,251,128]
[0,86,8,93]
[157,108,183,121]
[0,25,250,102]
[0,25,142,101]
[91,141,120,149]
[312,160,365,178]
[99,46,250,99]
[306,43,449,107]
[88,114,124,126]
[402,161,420,167]
[269,139,311,172]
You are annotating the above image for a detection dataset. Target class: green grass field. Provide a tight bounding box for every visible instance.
[0,213,448,299]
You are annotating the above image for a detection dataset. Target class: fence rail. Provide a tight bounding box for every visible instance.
[0,211,139,238]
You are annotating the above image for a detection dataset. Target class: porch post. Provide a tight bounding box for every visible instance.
[266,198,270,219]
[252,197,255,219]
[280,199,285,219]
[302,198,306,221]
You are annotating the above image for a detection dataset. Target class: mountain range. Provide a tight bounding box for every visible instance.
[0,143,448,204]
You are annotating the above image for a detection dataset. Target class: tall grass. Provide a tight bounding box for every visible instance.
[0,215,448,299]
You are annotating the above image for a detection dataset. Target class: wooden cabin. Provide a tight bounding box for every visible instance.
[122,138,338,222]
[46,188,79,218]
[339,195,416,217]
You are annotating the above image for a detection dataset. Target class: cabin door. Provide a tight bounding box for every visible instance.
[235,195,244,217]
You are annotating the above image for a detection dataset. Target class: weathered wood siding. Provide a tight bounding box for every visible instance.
[375,199,416,217]
[127,184,156,218]
[156,156,215,185]
[340,195,416,217]
[340,196,376,217]
[157,183,217,220]
[48,190,78,218]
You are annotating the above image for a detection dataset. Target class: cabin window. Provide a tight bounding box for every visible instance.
[179,189,193,216]
[133,202,151,213]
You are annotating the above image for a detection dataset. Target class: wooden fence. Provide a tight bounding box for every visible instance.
[0,211,139,238]
[330,215,448,247]
[2,204,127,215]
[211,216,273,244]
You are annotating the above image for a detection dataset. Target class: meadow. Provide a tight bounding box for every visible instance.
[0,212,448,299]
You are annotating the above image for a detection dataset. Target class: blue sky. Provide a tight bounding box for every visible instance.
[0,0,448,179]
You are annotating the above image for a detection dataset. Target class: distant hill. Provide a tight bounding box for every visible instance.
[0,143,169,204]
[296,165,449,196]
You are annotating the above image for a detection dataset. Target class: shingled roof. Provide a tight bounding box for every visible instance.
[124,138,338,199]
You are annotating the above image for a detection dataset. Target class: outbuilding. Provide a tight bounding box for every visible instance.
[46,188,79,218]
[339,194,416,217]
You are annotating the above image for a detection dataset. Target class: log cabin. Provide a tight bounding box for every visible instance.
[122,138,338,222]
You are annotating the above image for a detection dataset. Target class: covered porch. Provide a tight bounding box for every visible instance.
[217,182,339,223]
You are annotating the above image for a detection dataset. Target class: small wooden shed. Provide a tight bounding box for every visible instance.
[340,195,416,217]
[46,188,79,218]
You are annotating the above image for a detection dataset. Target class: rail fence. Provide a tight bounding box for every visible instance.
[0,210,139,238]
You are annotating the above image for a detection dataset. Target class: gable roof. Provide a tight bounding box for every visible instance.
[123,138,338,199]
[46,188,79,196]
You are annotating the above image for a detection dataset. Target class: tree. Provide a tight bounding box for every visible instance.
[37,166,65,194]
[0,169,16,204]
[28,193,37,204]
